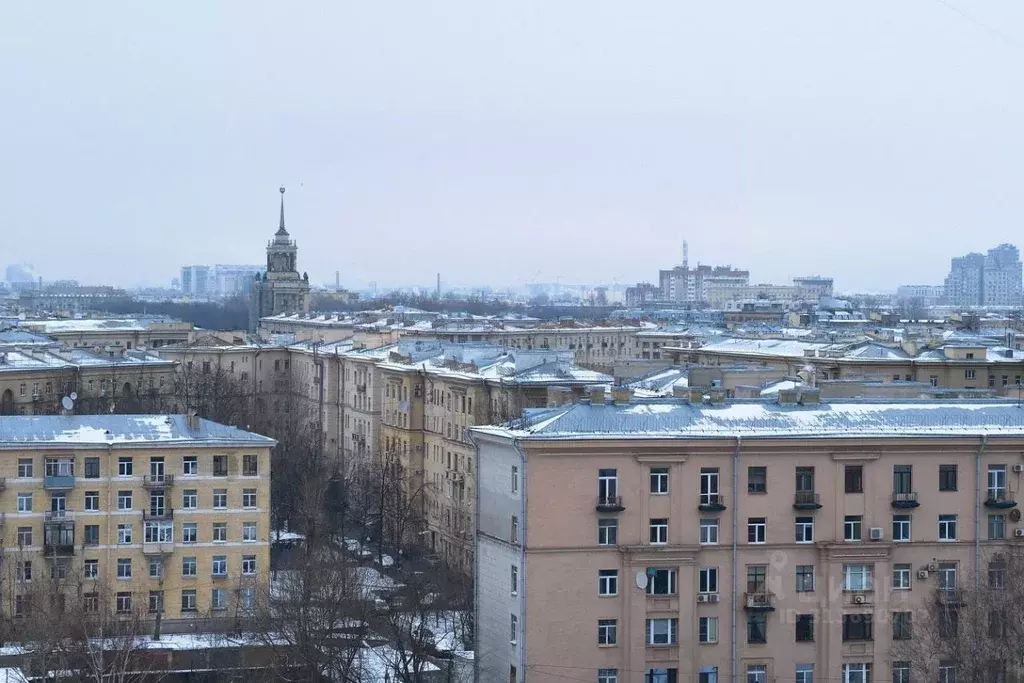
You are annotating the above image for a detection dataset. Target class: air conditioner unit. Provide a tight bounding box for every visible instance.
[708,593,720,603]
[927,562,939,571]
[1015,528,1024,538]
[1014,464,1024,474]
[917,570,930,580]
[697,594,709,603]
[869,527,884,541]
[853,594,866,605]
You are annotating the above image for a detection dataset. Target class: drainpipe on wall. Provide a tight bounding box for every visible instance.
[512,437,528,683]
[731,436,742,683]
[976,434,987,589]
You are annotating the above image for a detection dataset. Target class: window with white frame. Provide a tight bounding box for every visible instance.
[510,614,518,644]
[892,514,911,542]
[646,618,678,645]
[84,491,99,511]
[117,490,132,510]
[212,555,227,576]
[182,456,197,476]
[699,616,718,643]
[116,558,132,579]
[796,565,815,592]
[650,467,669,494]
[747,517,766,544]
[149,556,163,579]
[117,524,132,544]
[242,555,256,575]
[747,664,767,683]
[598,518,617,546]
[989,513,1006,539]
[842,663,871,683]
[182,522,197,543]
[597,619,617,645]
[700,467,720,505]
[844,515,862,541]
[213,489,227,509]
[213,522,227,542]
[649,518,668,545]
[938,662,955,683]
[843,564,873,592]
[597,670,618,683]
[795,517,814,543]
[892,564,911,590]
[182,489,197,509]
[182,556,197,576]
[796,665,813,683]
[698,567,718,595]
[242,522,257,542]
[939,514,957,541]
[598,569,618,596]
[892,663,910,683]
[17,493,32,513]
[647,568,677,595]
[243,488,257,508]
[700,518,719,544]
[510,565,518,594]
[118,457,133,477]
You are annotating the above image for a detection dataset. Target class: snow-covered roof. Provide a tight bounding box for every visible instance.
[0,415,275,449]
[474,399,1024,440]
[19,317,183,333]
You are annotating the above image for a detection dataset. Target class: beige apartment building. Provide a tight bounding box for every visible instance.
[17,318,194,352]
[473,393,1024,683]
[0,414,273,626]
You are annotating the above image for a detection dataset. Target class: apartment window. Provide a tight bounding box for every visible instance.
[843,564,873,591]
[50,560,67,580]
[697,567,717,595]
[747,565,767,593]
[649,518,668,545]
[598,519,618,546]
[939,514,958,541]
[242,522,257,542]
[149,590,164,614]
[511,565,518,594]
[795,517,814,543]
[212,555,227,576]
[211,588,227,611]
[117,490,132,510]
[511,465,518,493]
[116,592,132,614]
[939,464,957,491]
[988,465,1007,500]
[842,614,873,641]
[182,556,197,577]
[700,467,720,504]
[747,613,767,644]
[181,589,197,612]
[118,457,133,477]
[510,515,518,543]
[844,515,862,541]
[183,456,197,476]
[242,555,257,575]
[182,522,197,543]
[213,489,228,509]
[149,556,164,579]
[699,518,719,544]
[893,465,912,494]
[117,523,132,544]
[988,513,1006,540]
[182,489,197,509]
[84,491,99,511]
[598,468,618,503]
[117,558,132,579]
[16,527,32,546]
[84,559,98,579]
[598,570,619,596]
[893,564,911,590]
[990,559,1006,588]
[795,466,814,492]
[747,466,767,493]
[17,493,32,513]
[649,569,678,595]
[796,565,815,592]
[84,525,99,545]
[17,458,32,478]
[892,515,911,542]
[845,465,863,493]
[650,467,669,494]
[243,488,257,508]
[938,562,957,589]
[213,522,227,542]
[795,614,814,642]
[892,611,912,640]
[243,454,258,476]
[598,670,618,683]
[598,619,617,646]
[699,616,718,643]
[646,618,678,645]
[796,665,814,683]
[842,663,871,683]
[17,561,32,582]
[892,662,910,683]
[747,517,766,544]
[510,614,518,644]
[966,369,976,380]
[748,665,768,683]
[213,455,228,476]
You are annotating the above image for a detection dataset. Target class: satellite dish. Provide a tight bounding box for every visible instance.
[61,396,74,411]
[635,571,648,590]
[70,392,78,400]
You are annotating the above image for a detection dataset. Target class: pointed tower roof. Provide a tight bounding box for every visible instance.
[275,186,288,237]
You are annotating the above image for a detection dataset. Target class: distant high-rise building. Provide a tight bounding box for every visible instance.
[248,187,311,331]
[5,263,36,287]
[944,244,1021,307]
[180,265,211,297]
[659,264,749,304]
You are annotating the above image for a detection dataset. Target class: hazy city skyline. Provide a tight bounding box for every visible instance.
[3,1,1023,291]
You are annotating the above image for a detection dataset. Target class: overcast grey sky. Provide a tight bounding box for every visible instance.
[2,1,1022,292]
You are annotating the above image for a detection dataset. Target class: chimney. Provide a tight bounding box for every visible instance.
[611,386,633,404]
[777,388,800,405]
[186,411,200,431]
[547,386,572,408]
[589,387,606,405]
[798,388,821,405]
[672,385,689,399]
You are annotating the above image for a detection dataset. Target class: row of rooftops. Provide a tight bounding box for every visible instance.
[0,414,275,448]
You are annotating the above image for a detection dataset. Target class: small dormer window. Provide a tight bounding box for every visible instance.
[966,352,975,360]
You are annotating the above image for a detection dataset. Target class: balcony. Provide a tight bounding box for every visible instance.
[793,491,822,510]
[211,572,228,581]
[891,492,920,509]
[744,591,776,611]
[43,539,75,556]
[142,542,174,555]
[937,588,965,606]
[44,510,74,523]
[985,490,1017,509]
[595,495,625,513]
[143,508,174,521]
[698,494,727,512]
[143,474,174,489]
[43,474,76,490]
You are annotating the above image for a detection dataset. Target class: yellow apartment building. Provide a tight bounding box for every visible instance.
[0,414,273,627]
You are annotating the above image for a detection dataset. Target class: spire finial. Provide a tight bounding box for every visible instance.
[276,186,288,236]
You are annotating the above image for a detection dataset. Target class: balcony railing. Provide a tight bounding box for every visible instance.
[595,495,625,513]
[793,491,822,509]
[143,508,174,521]
[891,492,920,508]
[43,474,76,490]
[143,474,174,489]
[744,591,776,611]
[698,494,727,512]
[44,510,74,523]
[43,540,75,556]
[142,542,175,555]
[985,490,1017,509]
[938,588,965,606]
